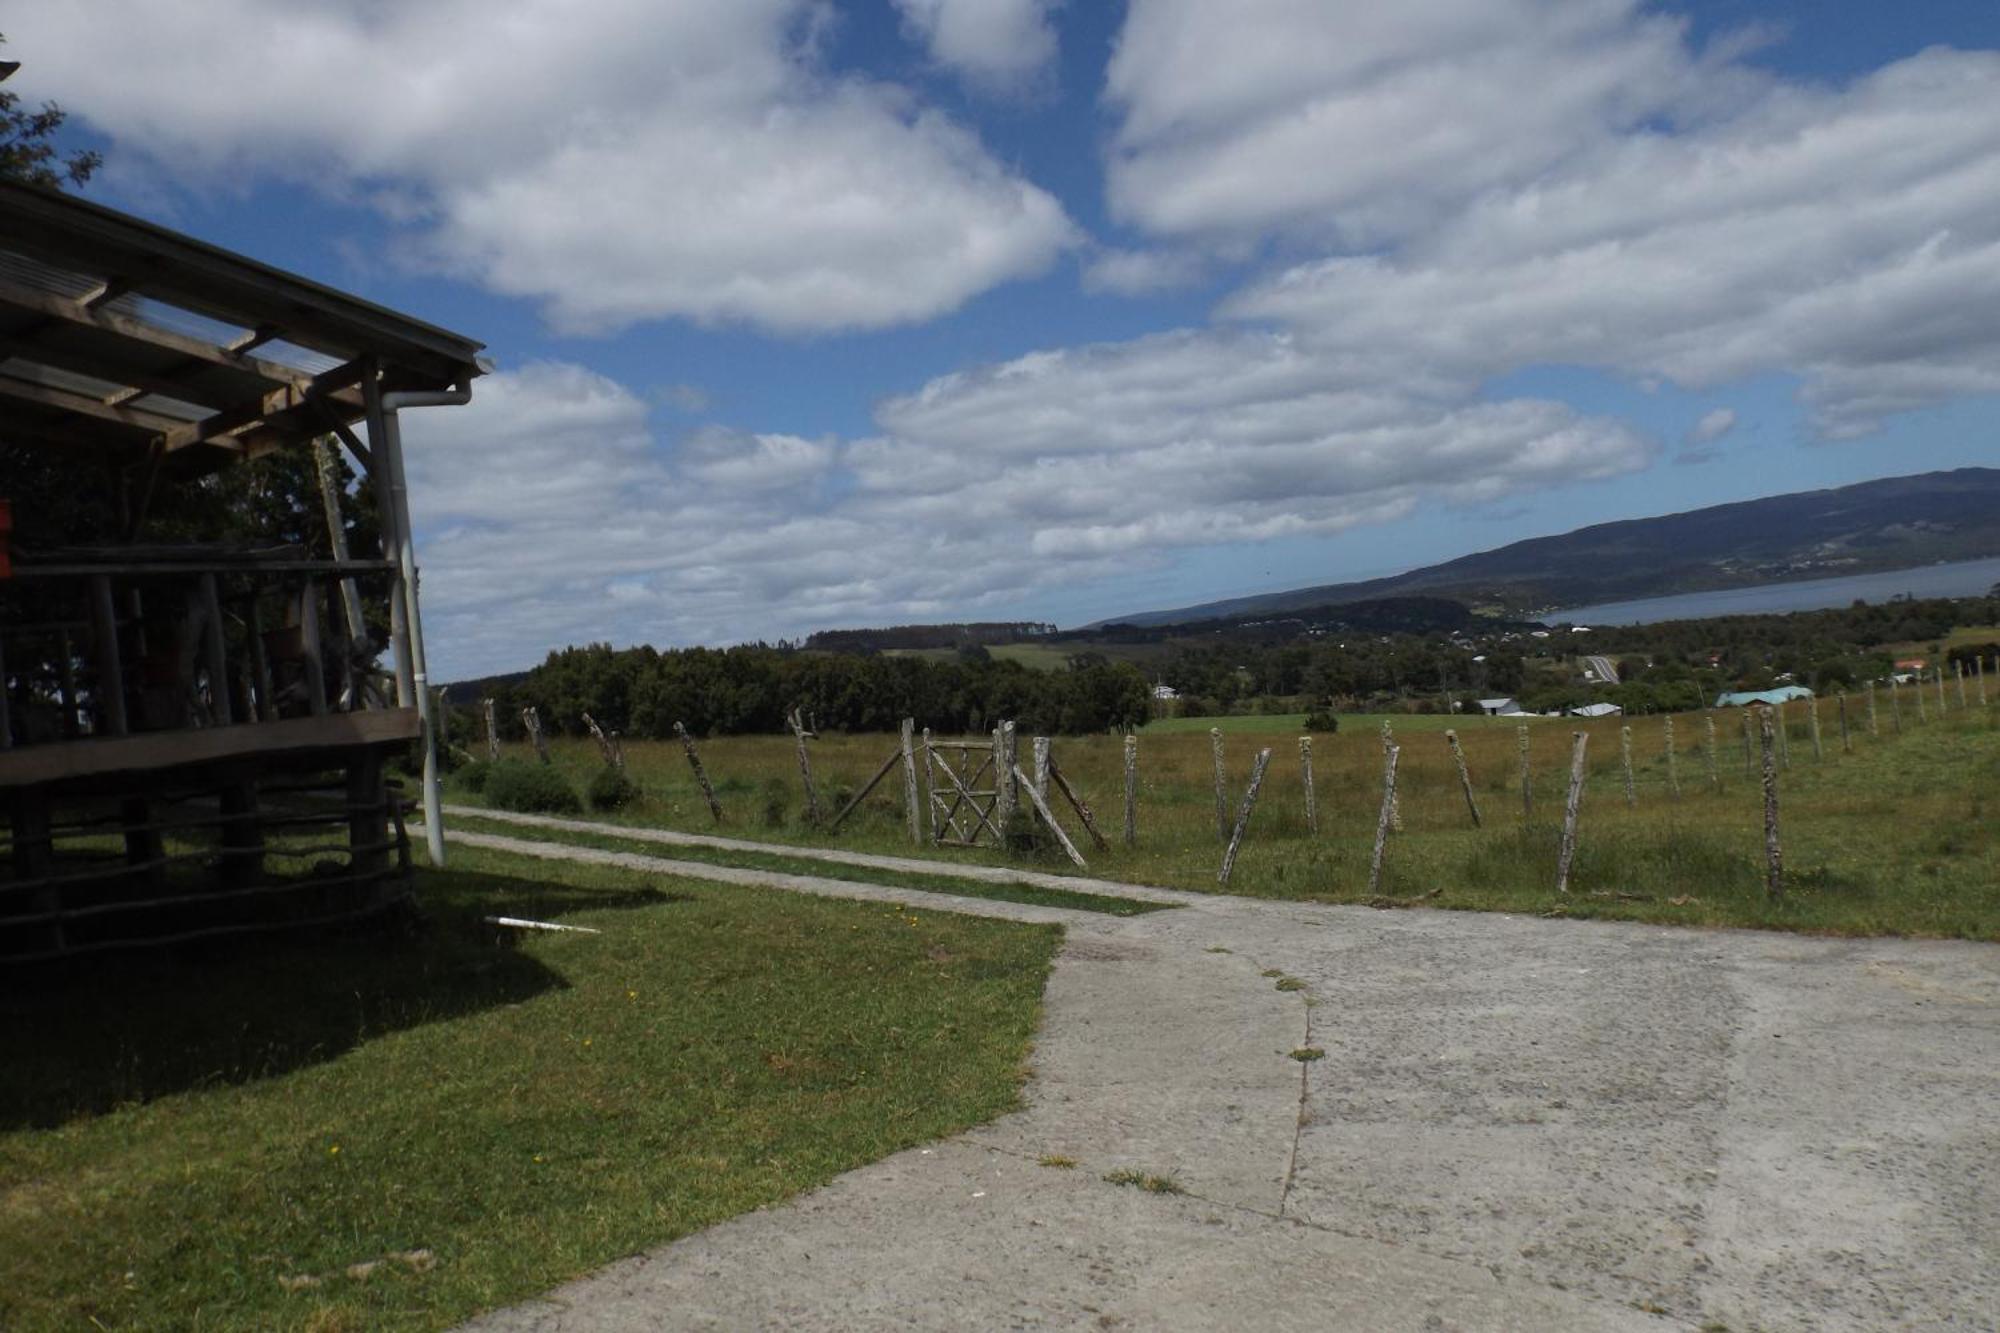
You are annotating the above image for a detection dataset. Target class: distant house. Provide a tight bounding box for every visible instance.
[1476,697,1522,716]
[1715,686,1815,708]
[1569,702,1622,718]
[1894,658,1927,672]
[1150,683,1179,701]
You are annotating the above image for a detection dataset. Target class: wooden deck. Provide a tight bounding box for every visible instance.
[0,708,420,789]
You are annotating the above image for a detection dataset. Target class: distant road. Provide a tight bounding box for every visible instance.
[1583,654,1620,685]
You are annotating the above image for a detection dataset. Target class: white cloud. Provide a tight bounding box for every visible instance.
[893,0,1062,93]
[1079,247,1207,296]
[14,1,1075,334]
[1688,408,1737,446]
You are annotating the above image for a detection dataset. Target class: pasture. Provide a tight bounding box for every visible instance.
[451,694,2000,940]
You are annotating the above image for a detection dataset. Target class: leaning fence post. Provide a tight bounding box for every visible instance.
[1703,714,1720,790]
[1663,716,1680,799]
[674,721,723,824]
[900,718,922,847]
[1382,721,1403,830]
[581,712,623,770]
[1759,704,1783,900]
[1866,682,1879,738]
[483,697,501,761]
[1122,732,1138,848]
[1298,735,1318,836]
[790,708,821,824]
[1446,730,1481,827]
[1368,743,1400,894]
[1620,724,1636,806]
[1554,731,1589,894]
[1210,727,1229,841]
[521,706,548,764]
[1217,747,1273,886]
[1837,692,1851,754]
[1517,724,1532,822]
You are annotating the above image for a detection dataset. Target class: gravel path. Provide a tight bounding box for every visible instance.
[449,820,2000,1332]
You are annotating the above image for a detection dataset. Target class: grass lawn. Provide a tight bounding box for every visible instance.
[0,846,1060,1332]
[455,698,2000,940]
[1142,711,1531,735]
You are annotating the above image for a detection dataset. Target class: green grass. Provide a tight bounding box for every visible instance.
[1101,1168,1186,1195]
[447,810,1173,917]
[455,699,2000,940]
[0,846,1060,1331]
[1143,710,1531,735]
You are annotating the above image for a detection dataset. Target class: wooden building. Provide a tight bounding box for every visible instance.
[0,179,485,963]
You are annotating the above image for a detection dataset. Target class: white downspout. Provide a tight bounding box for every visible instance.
[379,376,474,868]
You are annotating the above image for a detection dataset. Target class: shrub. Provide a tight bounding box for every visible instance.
[484,760,582,815]
[586,766,641,812]
[1302,711,1340,734]
[760,777,791,828]
[457,759,492,794]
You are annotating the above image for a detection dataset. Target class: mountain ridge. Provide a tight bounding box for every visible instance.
[1095,468,2000,628]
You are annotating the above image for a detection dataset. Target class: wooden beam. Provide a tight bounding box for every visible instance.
[0,374,176,439]
[0,707,421,789]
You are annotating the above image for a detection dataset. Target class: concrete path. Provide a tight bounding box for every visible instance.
[450,824,2000,1332]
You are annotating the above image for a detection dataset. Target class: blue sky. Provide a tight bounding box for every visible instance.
[15,2,2000,676]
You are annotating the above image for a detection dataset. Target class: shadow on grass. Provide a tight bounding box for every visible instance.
[0,867,687,1132]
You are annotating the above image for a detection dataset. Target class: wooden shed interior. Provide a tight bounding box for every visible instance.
[0,178,485,963]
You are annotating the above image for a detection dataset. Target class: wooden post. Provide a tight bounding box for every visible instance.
[1703,714,1720,790]
[521,706,548,763]
[1935,665,1948,715]
[299,579,328,717]
[1217,747,1272,886]
[1298,735,1318,836]
[1122,732,1138,848]
[1368,743,1400,894]
[1976,656,1988,707]
[1740,708,1753,773]
[482,698,500,759]
[922,727,939,843]
[1210,727,1229,841]
[1554,731,1589,895]
[790,708,821,823]
[1031,735,1052,808]
[1381,720,1403,830]
[1759,705,1782,900]
[1776,701,1791,767]
[900,719,922,847]
[1010,762,1088,869]
[1807,697,1823,761]
[1915,674,1928,722]
[1865,682,1879,738]
[991,725,1008,828]
[1955,661,1967,710]
[674,722,723,824]
[198,572,232,726]
[1048,760,1110,852]
[1446,730,1481,827]
[1002,720,1019,822]
[826,748,903,832]
[1663,716,1680,799]
[313,437,368,647]
[1619,724,1636,806]
[581,712,623,769]
[248,598,275,724]
[1837,692,1852,754]
[1517,724,1532,822]
[89,572,127,736]
[1891,677,1904,732]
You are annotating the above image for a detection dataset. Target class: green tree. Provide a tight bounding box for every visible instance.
[1,35,101,189]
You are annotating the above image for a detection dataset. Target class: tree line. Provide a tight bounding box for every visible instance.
[456,643,1151,742]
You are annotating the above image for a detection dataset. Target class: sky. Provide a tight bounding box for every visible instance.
[11,1,2000,679]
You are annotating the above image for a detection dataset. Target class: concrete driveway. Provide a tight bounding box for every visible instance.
[452,829,2000,1332]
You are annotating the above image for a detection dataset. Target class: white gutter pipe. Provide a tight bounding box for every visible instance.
[377,375,475,868]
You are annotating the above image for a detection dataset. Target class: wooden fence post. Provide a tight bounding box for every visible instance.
[1777,702,1792,767]
[1446,730,1481,827]
[1891,676,1904,732]
[673,722,723,824]
[1031,735,1052,808]
[1210,727,1229,841]
[790,708,821,824]
[1837,692,1851,754]
[1663,716,1680,799]
[1759,704,1782,900]
[1976,656,1988,707]
[581,712,623,770]
[1217,747,1273,886]
[1009,759,1087,869]
[1620,724,1636,806]
[1047,758,1109,852]
[1554,731,1589,895]
[922,728,939,843]
[1935,665,1948,715]
[900,719,921,847]
[521,706,548,764]
[1915,673,1928,722]
[1955,661,1967,710]
[1703,714,1720,790]
[1865,682,1879,737]
[483,697,501,761]
[1298,735,1318,836]
[1517,724,1532,822]
[1002,720,1019,821]
[1740,708,1753,773]
[1122,732,1138,848]
[1368,743,1400,894]
[1382,721,1403,830]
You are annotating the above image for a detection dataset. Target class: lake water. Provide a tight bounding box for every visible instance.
[1550,556,2000,626]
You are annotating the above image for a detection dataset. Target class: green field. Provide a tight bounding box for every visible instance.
[453,695,2000,939]
[0,851,1059,1332]
[1143,711,1534,735]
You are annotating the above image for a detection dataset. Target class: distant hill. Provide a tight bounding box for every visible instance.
[1100,468,2000,627]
